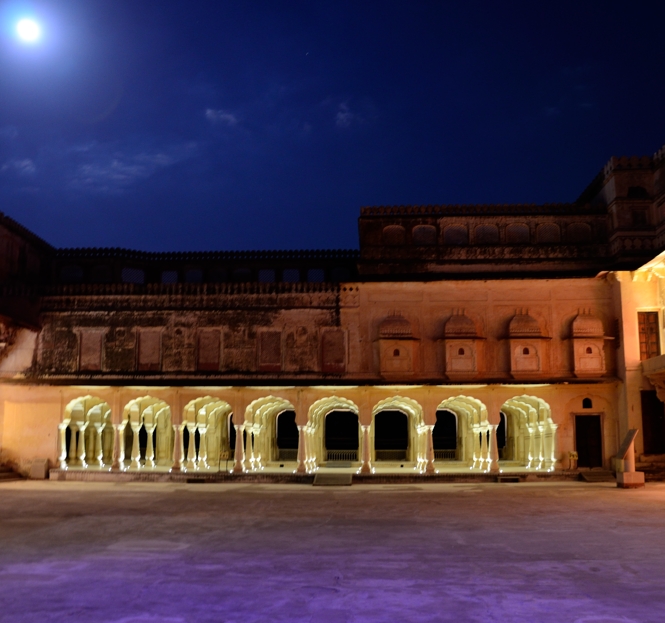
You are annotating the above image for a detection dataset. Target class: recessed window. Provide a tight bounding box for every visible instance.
[458,347,465,356]
[60,264,84,283]
[185,269,203,283]
[232,268,252,282]
[585,346,593,354]
[307,268,325,283]
[393,349,400,357]
[121,267,145,284]
[258,269,275,283]
[161,270,178,284]
[582,398,593,409]
[282,269,300,283]
[522,347,530,355]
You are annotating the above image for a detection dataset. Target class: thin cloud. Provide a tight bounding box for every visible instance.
[335,103,354,129]
[68,144,197,194]
[1,158,35,175]
[205,108,238,126]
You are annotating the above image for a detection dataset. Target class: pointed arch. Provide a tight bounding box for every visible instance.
[435,396,490,468]
[306,396,360,468]
[244,395,295,468]
[500,395,557,470]
[182,396,233,470]
[60,396,112,469]
[371,396,426,466]
[121,396,172,470]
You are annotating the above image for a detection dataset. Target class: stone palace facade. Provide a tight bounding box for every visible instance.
[2,144,665,479]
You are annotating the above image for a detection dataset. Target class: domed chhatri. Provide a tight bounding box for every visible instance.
[444,311,480,338]
[379,313,413,339]
[572,310,605,337]
[509,310,545,337]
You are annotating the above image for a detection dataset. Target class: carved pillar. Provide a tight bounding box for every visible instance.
[130,422,142,469]
[480,428,489,470]
[425,426,435,474]
[58,422,69,469]
[296,426,306,474]
[198,426,208,469]
[186,424,197,470]
[233,425,245,473]
[111,424,122,471]
[144,424,156,468]
[77,422,89,468]
[489,425,500,473]
[360,425,372,474]
[171,425,183,472]
[527,426,535,469]
[245,428,254,471]
[94,424,105,467]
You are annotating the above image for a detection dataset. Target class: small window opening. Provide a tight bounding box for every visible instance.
[522,347,530,355]
[393,349,400,357]
[582,398,593,409]
[458,347,465,356]
[585,346,593,354]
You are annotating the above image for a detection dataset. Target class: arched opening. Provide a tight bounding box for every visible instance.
[374,410,408,461]
[458,347,465,356]
[276,410,299,461]
[324,411,359,462]
[433,410,457,460]
[393,348,400,357]
[582,398,593,409]
[497,412,508,459]
[523,347,530,355]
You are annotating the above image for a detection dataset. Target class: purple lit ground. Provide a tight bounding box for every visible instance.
[0,481,664,623]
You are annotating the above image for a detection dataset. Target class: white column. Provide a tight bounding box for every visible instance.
[58,422,69,469]
[111,424,122,471]
[527,425,535,469]
[130,422,142,469]
[186,424,197,470]
[77,422,89,468]
[233,425,245,473]
[144,424,156,468]
[360,425,372,474]
[245,428,254,471]
[296,426,306,474]
[94,424,105,467]
[198,426,208,469]
[171,425,183,472]
[425,426,435,474]
[480,428,489,470]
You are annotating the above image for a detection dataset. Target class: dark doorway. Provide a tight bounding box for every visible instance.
[575,415,603,468]
[325,411,359,461]
[497,412,508,459]
[433,410,457,459]
[374,410,408,461]
[641,390,665,455]
[276,410,299,461]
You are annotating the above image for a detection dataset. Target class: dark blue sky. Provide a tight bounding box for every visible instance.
[1,0,665,252]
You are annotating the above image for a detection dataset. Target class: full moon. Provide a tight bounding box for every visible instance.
[16,18,41,43]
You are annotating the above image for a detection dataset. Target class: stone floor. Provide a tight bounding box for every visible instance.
[0,480,664,623]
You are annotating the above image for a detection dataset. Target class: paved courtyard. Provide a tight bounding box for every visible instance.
[0,480,664,623]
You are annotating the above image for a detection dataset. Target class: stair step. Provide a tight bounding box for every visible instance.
[313,473,353,486]
[580,471,616,483]
[0,472,21,481]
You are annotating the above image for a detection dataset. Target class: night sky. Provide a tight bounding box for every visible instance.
[1,0,665,252]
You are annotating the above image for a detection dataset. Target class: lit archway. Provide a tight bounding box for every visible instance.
[436,396,490,469]
[121,396,172,469]
[500,395,557,470]
[372,396,426,468]
[307,396,360,469]
[182,397,232,470]
[60,396,112,469]
[245,396,295,468]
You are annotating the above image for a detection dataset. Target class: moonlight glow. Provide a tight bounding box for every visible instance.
[16,18,41,42]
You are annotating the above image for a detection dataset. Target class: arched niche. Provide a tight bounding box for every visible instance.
[500,395,557,470]
[307,396,360,469]
[182,396,232,470]
[372,396,426,467]
[121,396,172,469]
[60,396,112,469]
